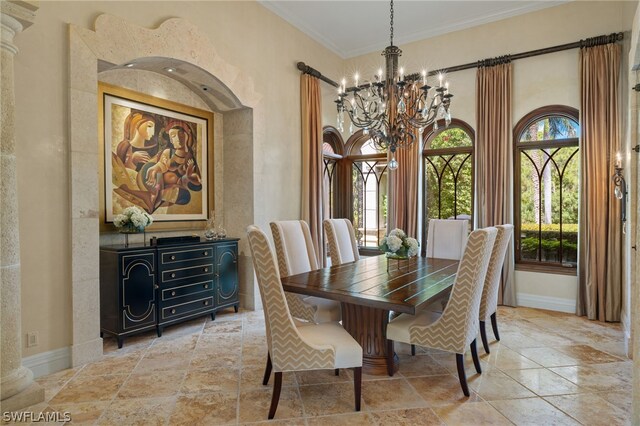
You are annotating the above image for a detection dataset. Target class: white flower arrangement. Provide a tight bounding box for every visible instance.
[113,206,153,232]
[379,228,420,258]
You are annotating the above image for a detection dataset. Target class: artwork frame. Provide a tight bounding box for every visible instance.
[99,82,214,231]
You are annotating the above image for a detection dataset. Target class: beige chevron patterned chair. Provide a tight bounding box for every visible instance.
[479,224,513,354]
[323,218,360,265]
[246,225,363,420]
[270,220,341,323]
[426,219,469,260]
[386,227,497,396]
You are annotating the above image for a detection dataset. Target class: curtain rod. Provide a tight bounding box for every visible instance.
[297,32,624,90]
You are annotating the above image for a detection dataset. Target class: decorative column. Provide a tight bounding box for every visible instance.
[0,1,43,412]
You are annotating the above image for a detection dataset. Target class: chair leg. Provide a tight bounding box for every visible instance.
[387,340,395,377]
[335,368,339,376]
[480,320,490,354]
[411,344,416,356]
[470,339,482,374]
[262,353,272,386]
[353,366,362,411]
[456,353,470,397]
[491,312,500,341]
[268,372,282,419]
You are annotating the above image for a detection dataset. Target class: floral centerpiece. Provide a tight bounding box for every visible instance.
[113,206,153,233]
[379,228,419,259]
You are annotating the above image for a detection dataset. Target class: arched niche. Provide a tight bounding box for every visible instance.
[69,15,262,366]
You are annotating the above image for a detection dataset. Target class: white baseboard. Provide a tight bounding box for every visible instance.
[22,347,71,379]
[516,292,576,314]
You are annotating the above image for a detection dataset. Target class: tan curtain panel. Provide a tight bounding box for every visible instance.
[389,88,419,237]
[578,43,621,322]
[475,62,516,306]
[300,74,325,266]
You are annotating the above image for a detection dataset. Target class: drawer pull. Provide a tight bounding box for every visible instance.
[171,291,176,296]
[203,251,208,256]
[171,273,176,278]
[171,255,176,260]
[154,285,159,290]
[204,284,209,289]
[203,267,209,272]
[203,300,209,306]
[171,308,176,314]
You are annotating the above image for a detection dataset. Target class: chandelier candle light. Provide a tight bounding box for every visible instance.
[336,0,453,170]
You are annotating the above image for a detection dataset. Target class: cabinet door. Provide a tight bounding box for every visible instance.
[120,252,156,330]
[215,243,238,307]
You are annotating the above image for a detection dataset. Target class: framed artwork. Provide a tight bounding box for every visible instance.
[99,83,214,230]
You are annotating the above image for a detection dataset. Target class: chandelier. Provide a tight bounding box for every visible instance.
[335,0,453,170]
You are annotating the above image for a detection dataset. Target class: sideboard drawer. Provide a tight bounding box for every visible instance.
[161,264,213,284]
[161,280,214,301]
[161,295,214,321]
[159,246,214,265]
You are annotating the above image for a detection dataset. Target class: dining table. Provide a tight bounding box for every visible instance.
[281,254,459,375]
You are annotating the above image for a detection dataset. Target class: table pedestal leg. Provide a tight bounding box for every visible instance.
[341,303,399,376]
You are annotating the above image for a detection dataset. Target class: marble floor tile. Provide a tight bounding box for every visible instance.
[295,368,352,386]
[544,393,631,426]
[19,306,629,426]
[406,375,482,406]
[395,353,451,377]
[48,400,110,425]
[503,368,583,397]
[466,370,536,401]
[550,362,632,391]
[432,401,512,425]
[368,408,444,425]
[169,392,238,425]
[490,397,580,425]
[305,412,374,425]
[97,396,176,426]
[49,374,128,404]
[180,367,240,394]
[238,387,304,423]
[117,370,186,399]
[298,382,362,417]
[555,344,624,364]
[361,378,428,411]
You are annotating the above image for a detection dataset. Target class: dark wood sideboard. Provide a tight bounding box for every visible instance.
[99,238,240,348]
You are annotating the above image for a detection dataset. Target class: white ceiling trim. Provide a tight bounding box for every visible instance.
[345,1,569,58]
[259,0,569,59]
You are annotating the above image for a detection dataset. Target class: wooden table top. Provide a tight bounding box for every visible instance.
[281,255,459,315]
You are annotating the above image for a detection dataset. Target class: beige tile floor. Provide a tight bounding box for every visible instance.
[9,306,632,425]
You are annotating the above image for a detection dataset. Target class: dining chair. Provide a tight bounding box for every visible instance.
[246,225,363,419]
[426,219,469,260]
[479,224,513,354]
[386,227,497,396]
[270,220,341,323]
[323,218,360,265]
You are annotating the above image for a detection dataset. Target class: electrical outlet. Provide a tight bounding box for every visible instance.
[26,332,39,348]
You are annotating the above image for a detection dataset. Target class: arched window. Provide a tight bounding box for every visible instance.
[345,131,389,251]
[514,106,579,272]
[422,120,474,254]
[322,127,344,220]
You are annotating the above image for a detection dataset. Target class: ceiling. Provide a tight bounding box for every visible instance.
[259,0,569,59]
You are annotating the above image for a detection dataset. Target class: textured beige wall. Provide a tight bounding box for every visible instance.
[14,1,343,357]
[344,0,634,304]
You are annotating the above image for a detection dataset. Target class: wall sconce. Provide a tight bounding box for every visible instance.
[612,152,627,223]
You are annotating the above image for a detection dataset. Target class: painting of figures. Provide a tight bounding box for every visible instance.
[100,83,214,225]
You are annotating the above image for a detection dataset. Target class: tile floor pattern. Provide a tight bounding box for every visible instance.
[8,307,632,425]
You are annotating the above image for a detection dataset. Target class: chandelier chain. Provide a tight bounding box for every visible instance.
[389,0,394,46]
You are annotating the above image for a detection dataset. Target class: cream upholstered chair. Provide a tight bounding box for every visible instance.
[246,225,362,419]
[270,220,341,323]
[323,218,360,265]
[386,227,497,396]
[426,219,469,260]
[479,224,513,354]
